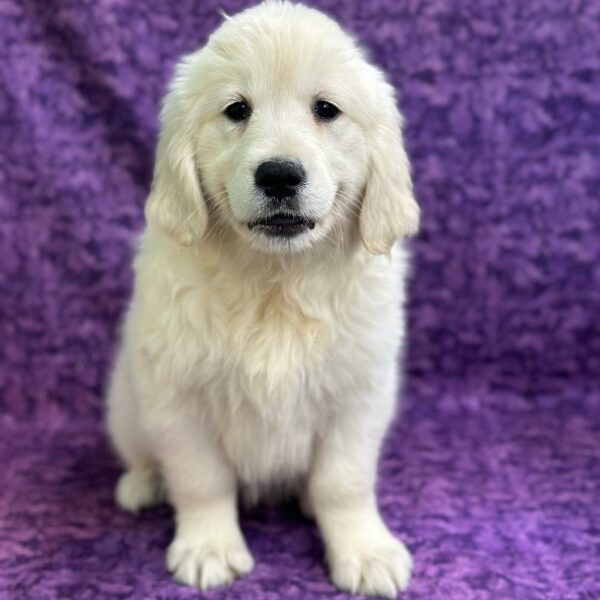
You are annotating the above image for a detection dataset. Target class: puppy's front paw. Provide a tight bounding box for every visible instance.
[166,532,254,590]
[328,531,412,598]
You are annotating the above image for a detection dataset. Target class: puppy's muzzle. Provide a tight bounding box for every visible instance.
[251,158,313,238]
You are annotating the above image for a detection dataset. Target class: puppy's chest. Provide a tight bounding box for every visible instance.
[199,287,338,486]
[203,284,336,396]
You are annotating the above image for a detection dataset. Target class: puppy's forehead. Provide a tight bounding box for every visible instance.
[208,4,362,97]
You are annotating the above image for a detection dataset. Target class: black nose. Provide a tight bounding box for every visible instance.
[254,159,306,200]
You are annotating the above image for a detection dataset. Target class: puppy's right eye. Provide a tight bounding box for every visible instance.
[314,100,341,121]
[225,101,251,122]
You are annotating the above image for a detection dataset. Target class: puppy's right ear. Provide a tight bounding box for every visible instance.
[359,74,420,255]
[145,70,208,246]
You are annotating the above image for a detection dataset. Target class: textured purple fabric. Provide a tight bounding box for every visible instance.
[1,1,599,599]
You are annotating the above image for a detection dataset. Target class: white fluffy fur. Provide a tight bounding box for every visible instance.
[106,2,420,597]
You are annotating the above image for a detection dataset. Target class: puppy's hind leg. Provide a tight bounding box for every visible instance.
[115,466,166,514]
[106,349,166,513]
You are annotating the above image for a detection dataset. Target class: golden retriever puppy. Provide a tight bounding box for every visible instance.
[106,1,419,597]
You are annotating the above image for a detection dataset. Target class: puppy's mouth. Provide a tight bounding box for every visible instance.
[248,213,316,238]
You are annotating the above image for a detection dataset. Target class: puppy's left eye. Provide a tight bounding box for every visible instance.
[225,101,251,122]
[314,100,341,121]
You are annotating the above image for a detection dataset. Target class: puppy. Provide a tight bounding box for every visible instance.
[106,1,420,597]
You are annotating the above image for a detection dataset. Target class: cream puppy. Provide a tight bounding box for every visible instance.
[106,1,420,597]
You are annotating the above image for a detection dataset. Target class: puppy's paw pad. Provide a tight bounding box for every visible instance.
[115,468,165,513]
[167,536,254,590]
[330,536,412,598]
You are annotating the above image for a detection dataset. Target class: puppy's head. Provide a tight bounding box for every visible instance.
[146,2,419,254]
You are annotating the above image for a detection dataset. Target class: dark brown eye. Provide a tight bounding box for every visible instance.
[225,101,251,122]
[314,100,340,121]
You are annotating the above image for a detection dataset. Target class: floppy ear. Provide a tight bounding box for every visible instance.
[359,92,420,255]
[144,73,208,246]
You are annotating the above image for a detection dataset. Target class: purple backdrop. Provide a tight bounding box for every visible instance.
[1,1,599,599]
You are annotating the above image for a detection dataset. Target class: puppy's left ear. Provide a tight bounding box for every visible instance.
[145,58,208,246]
[360,86,420,255]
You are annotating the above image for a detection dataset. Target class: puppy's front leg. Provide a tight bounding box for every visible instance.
[145,400,253,590]
[309,391,412,598]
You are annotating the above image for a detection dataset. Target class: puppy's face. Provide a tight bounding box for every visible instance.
[147,3,420,254]
[195,8,371,253]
